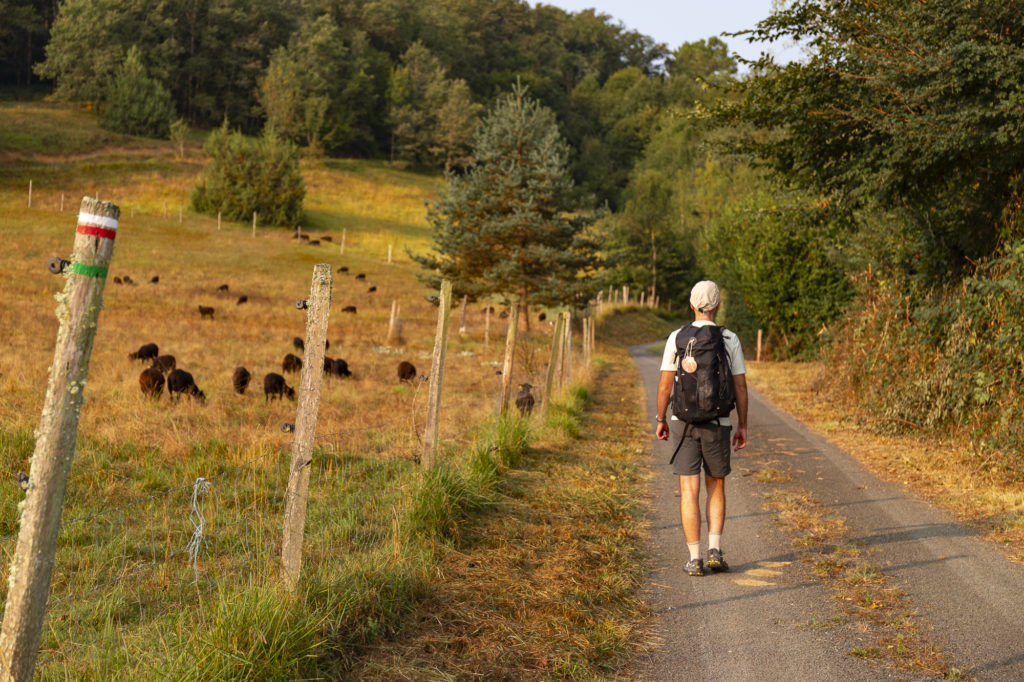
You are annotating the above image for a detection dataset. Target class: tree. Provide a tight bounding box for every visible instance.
[191,122,305,227]
[388,41,448,165]
[412,83,601,321]
[98,46,175,138]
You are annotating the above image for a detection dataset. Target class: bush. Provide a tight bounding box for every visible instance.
[191,123,305,227]
[98,46,175,139]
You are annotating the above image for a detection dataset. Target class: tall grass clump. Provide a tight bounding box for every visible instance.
[544,383,592,440]
[404,463,487,544]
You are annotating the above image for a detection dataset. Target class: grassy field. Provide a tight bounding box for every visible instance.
[0,101,659,679]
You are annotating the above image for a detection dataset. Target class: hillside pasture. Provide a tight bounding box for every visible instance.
[0,104,556,677]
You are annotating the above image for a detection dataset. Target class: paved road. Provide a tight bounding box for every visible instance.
[631,344,1024,681]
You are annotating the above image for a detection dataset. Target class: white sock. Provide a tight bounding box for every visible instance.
[708,532,722,551]
[687,542,701,561]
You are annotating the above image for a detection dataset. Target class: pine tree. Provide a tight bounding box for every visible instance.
[412,82,601,322]
[99,46,175,138]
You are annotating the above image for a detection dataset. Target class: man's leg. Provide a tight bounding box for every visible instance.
[679,473,702,544]
[705,474,726,535]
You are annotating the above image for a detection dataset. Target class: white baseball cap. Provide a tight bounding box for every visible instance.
[690,280,721,312]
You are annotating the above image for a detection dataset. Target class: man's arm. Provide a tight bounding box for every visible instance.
[656,370,674,440]
[732,373,748,449]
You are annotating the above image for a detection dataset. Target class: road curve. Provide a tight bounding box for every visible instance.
[631,343,1024,681]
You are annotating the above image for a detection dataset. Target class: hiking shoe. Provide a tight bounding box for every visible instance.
[684,558,705,576]
[706,548,729,572]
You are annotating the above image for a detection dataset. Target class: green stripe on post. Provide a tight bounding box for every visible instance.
[68,263,108,278]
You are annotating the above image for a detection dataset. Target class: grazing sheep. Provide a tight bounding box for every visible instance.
[481,305,495,314]
[139,367,165,398]
[515,383,535,415]
[151,354,176,373]
[151,276,159,284]
[198,305,215,319]
[113,276,123,284]
[367,286,377,293]
[217,284,229,292]
[499,310,509,319]
[320,235,333,242]
[299,234,310,241]
[236,295,248,305]
[263,372,295,401]
[129,343,159,362]
[331,358,351,378]
[538,312,546,322]
[232,366,251,394]
[325,339,330,351]
[323,356,334,373]
[397,360,416,383]
[355,273,366,280]
[308,240,320,246]
[282,353,302,373]
[167,369,205,403]
[337,266,349,273]
[293,337,304,352]
[341,305,357,314]
[123,275,135,285]
[427,295,440,306]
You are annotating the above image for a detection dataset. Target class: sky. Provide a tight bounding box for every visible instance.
[533,1,801,67]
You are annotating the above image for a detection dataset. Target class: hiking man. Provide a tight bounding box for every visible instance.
[655,280,748,576]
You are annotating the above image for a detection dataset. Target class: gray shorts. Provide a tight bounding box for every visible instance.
[669,420,732,478]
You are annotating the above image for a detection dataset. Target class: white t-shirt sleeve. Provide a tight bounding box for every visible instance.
[660,329,679,372]
[723,329,746,375]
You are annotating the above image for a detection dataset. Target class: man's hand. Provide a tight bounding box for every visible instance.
[656,420,670,440]
[732,426,747,450]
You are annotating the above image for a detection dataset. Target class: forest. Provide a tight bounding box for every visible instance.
[3,0,1023,456]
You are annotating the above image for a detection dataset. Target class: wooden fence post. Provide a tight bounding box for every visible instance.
[484,305,491,349]
[541,312,565,417]
[561,311,572,387]
[59,193,64,212]
[340,229,346,255]
[499,303,520,414]
[217,211,221,231]
[281,263,333,592]
[0,197,120,681]
[757,329,763,362]
[422,280,453,467]
[252,212,257,237]
[458,295,468,336]
[387,300,403,346]
[387,243,393,264]
[27,180,32,208]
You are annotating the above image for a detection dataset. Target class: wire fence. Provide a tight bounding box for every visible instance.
[0,390,498,670]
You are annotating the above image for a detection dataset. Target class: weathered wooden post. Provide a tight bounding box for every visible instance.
[541,312,566,417]
[0,197,120,682]
[484,305,491,349]
[59,193,64,212]
[422,280,453,467]
[340,229,346,255]
[217,211,222,231]
[386,300,403,346]
[252,211,257,237]
[27,180,32,208]
[757,329,763,362]
[458,295,468,336]
[387,243,393,264]
[561,311,573,387]
[280,263,332,592]
[498,303,520,414]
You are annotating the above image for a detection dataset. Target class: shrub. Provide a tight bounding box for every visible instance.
[98,46,175,139]
[191,122,305,227]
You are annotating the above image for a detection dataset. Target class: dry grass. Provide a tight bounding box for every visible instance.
[746,362,1024,563]
[347,349,654,680]
[0,107,573,676]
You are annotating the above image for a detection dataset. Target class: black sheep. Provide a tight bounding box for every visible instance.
[397,361,416,383]
[232,366,251,394]
[198,305,215,319]
[150,276,159,284]
[515,383,535,415]
[282,353,302,373]
[323,356,334,373]
[320,235,333,242]
[263,372,295,401]
[167,369,206,403]
[151,354,176,373]
[538,312,546,322]
[341,305,357,314]
[337,266,349,273]
[236,295,248,305]
[139,367,165,398]
[331,358,351,378]
[355,273,366,280]
[113,276,123,285]
[367,286,377,293]
[293,337,304,352]
[129,343,159,362]
[308,240,320,246]
[217,284,229,292]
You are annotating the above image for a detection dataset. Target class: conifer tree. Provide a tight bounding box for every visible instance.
[99,46,175,138]
[412,82,601,323]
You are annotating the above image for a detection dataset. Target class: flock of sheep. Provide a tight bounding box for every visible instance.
[126,264,419,405]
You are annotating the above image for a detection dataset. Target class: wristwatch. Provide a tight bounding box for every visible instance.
[656,416,665,422]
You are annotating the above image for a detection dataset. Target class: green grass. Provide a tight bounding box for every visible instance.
[0,101,160,155]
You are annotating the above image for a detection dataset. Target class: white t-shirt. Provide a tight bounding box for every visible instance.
[660,320,746,425]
